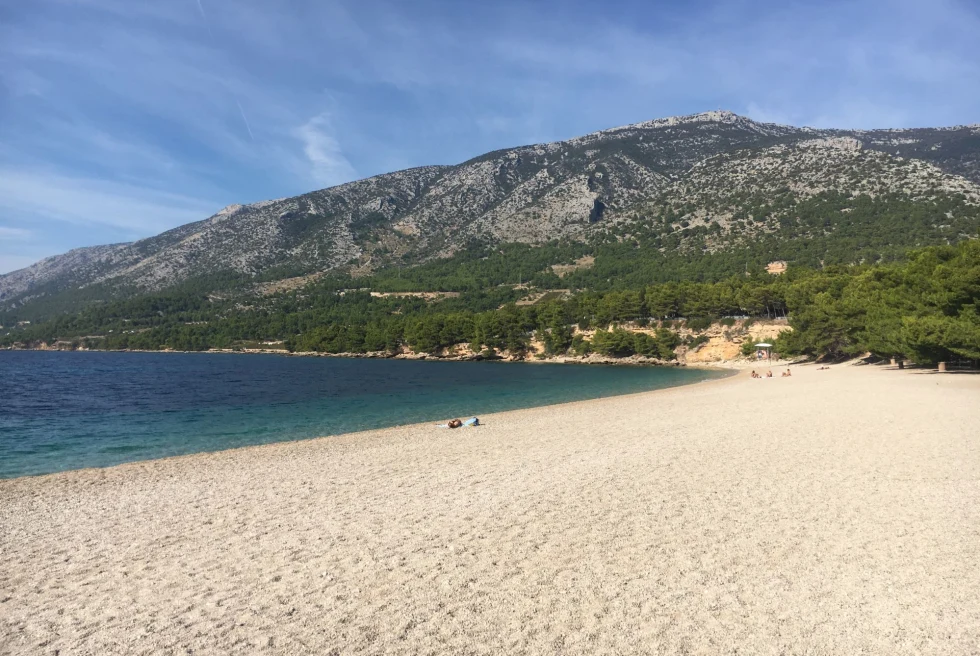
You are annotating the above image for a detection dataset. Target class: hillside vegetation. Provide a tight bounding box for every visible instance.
[2,111,978,364]
[3,240,977,366]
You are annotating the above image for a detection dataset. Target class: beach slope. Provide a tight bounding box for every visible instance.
[2,365,979,654]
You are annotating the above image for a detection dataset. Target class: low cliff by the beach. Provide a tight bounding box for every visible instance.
[6,319,794,368]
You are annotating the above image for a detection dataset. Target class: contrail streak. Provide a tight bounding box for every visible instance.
[236,99,255,141]
[196,0,213,38]
[194,0,251,144]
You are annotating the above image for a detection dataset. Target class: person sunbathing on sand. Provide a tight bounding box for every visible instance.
[436,417,480,429]
[782,369,792,377]
[750,370,759,378]
[766,370,773,378]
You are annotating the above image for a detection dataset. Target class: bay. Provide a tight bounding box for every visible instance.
[0,351,729,478]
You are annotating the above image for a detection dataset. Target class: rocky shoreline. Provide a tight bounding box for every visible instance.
[294,349,687,367]
[3,318,792,369]
[1,344,791,372]
[3,343,686,367]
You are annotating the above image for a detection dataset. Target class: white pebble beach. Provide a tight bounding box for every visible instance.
[2,363,979,655]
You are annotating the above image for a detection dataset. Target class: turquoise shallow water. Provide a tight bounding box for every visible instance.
[0,351,729,478]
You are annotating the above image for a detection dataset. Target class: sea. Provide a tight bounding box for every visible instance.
[0,351,729,478]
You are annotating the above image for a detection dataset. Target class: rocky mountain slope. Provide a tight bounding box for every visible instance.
[605,136,980,251]
[3,110,979,309]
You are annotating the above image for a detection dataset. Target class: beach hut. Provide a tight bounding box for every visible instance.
[755,342,773,363]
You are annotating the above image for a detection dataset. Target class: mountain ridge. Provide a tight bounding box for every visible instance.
[3,110,980,311]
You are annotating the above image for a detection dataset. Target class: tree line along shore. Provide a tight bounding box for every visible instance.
[2,240,978,367]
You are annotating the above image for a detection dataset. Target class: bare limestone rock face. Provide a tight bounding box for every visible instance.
[0,243,130,304]
[799,136,863,151]
[613,133,980,243]
[2,110,979,307]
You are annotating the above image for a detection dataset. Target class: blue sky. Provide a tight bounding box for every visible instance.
[1,0,979,273]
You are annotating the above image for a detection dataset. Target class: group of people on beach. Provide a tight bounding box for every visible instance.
[751,369,792,379]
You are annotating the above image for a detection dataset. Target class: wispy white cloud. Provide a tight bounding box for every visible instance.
[12,117,181,177]
[743,103,796,127]
[808,101,912,132]
[1,0,979,267]
[0,226,32,240]
[296,114,357,188]
[0,169,219,234]
[0,67,48,98]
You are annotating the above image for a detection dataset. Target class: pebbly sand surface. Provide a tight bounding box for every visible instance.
[2,364,979,655]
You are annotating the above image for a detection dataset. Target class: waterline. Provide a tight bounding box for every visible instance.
[0,351,730,478]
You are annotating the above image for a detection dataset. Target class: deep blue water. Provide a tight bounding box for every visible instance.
[0,351,728,478]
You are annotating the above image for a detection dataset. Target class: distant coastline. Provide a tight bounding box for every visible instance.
[2,317,793,369]
[1,343,776,370]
